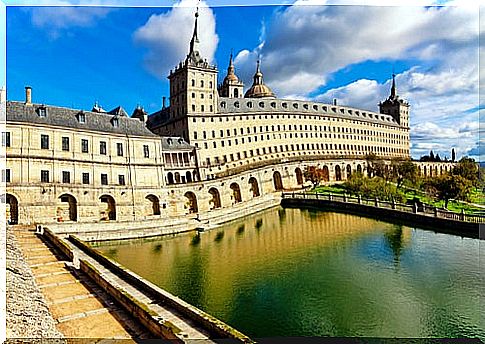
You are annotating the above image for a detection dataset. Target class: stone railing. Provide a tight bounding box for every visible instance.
[282,192,485,224]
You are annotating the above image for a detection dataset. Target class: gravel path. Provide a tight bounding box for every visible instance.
[6,226,64,340]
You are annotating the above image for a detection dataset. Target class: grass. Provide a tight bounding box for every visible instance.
[308,183,485,215]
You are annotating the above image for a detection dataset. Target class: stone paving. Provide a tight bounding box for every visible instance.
[13,227,152,340]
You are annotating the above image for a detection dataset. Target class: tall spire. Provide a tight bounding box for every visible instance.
[253,58,263,85]
[189,7,200,56]
[390,73,396,99]
[227,50,235,75]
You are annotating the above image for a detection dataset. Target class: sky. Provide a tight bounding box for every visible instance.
[2,0,483,161]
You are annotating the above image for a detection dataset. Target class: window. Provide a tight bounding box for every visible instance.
[100,141,107,155]
[82,173,90,184]
[201,105,204,112]
[206,157,211,166]
[41,170,49,183]
[62,171,70,184]
[78,112,86,123]
[81,139,89,153]
[101,173,108,185]
[41,134,49,149]
[118,175,125,186]
[38,107,47,117]
[112,118,119,128]
[2,132,10,147]
[117,143,123,156]
[62,137,69,151]
[3,169,11,183]
[143,145,149,158]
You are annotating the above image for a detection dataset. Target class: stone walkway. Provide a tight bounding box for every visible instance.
[12,227,152,340]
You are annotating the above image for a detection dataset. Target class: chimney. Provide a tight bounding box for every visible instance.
[25,86,32,104]
[162,96,166,109]
[333,98,337,106]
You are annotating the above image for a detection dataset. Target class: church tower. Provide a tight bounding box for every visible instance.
[218,52,244,98]
[379,74,410,128]
[168,8,218,123]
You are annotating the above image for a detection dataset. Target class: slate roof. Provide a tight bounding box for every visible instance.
[7,101,158,138]
[147,108,170,129]
[161,136,194,151]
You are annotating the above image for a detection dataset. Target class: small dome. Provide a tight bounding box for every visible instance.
[244,60,275,98]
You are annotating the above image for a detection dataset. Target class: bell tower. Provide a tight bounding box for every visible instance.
[379,74,410,128]
[168,7,218,122]
[218,52,244,98]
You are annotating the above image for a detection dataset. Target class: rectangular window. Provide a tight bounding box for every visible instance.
[62,137,70,151]
[41,134,49,149]
[100,141,107,155]
[118,175,125,185]
[117,143,123,156]
[143,145,150,158]
[2,132,10,147]
[41,170,49,183]
[206,157,211,166]
[101,173,108,185]
[82,173,90,185]
[78,113,86,123]
[81,139,89,153]
[2,169,11,183]
[62,171,70,183]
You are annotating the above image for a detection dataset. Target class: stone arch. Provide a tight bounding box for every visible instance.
[322,166,329,182]
[192,170,198,182]
[424,166,427,177]
[295,168,303,185]
[230,182,243,203]
[186,171,192,183]
[167,172,174,185]
[174,172,181,184]
[146,194,161,216]
[99,195,116,221]
[335,165,342,181]
[234,88,239,98]
[6,193,18,225]
[248,177,260,197]
[208,188,221,209]
[273,171,284,191]
[346,164,352,179]
[184,192,198,214]
[356,164,362,174]
[58,194,77,222]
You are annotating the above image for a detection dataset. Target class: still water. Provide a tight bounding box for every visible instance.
[95,208,484,339]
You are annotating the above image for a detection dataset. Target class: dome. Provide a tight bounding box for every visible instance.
[244,84,275,98]
[244,60,275,98]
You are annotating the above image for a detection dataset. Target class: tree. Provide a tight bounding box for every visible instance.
[303,166,327,187]
[451,148,456,162]
[365,153,388,178]
[452,157,478,187]
[391,159,418,189]
[429,150,435,161]
[425,174,472,208]
[435,153,441,162]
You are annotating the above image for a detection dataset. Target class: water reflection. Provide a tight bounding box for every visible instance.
[96,207,484,340]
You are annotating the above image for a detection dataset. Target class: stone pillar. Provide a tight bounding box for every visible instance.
[392,198,396,210]
[434,207,438,217]
[375,197,379,207]
[343,193,347,202]
[461,209,465,221]
[413,203,418,214]
[358,195,362,204]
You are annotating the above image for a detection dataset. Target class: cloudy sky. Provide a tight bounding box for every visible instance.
[4,0,482,160]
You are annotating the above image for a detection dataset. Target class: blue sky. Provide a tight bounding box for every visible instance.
[3,0,482,160]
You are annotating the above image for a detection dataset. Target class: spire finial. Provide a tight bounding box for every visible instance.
[390,73,396,99]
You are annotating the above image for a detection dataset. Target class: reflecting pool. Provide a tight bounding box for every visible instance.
[95,207,484,339]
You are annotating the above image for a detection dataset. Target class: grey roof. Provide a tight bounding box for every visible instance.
[217,97,401,127]
[7,101,158,138]
[108,106,128,117]
[161,136,194,151]
[147,108,170,129]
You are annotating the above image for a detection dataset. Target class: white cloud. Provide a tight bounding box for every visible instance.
[133,0,218,79]
[29,1,112,38]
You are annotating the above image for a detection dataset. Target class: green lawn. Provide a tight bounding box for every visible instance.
[308,183,485,215]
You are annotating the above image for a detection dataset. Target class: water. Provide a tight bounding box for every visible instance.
[95,207,484,339]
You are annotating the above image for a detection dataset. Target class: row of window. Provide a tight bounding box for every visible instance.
[203,144,407,166]
[191,114,408,133]
[28,134,151,158]
[2,169,127,185]
[193,125,406,140]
